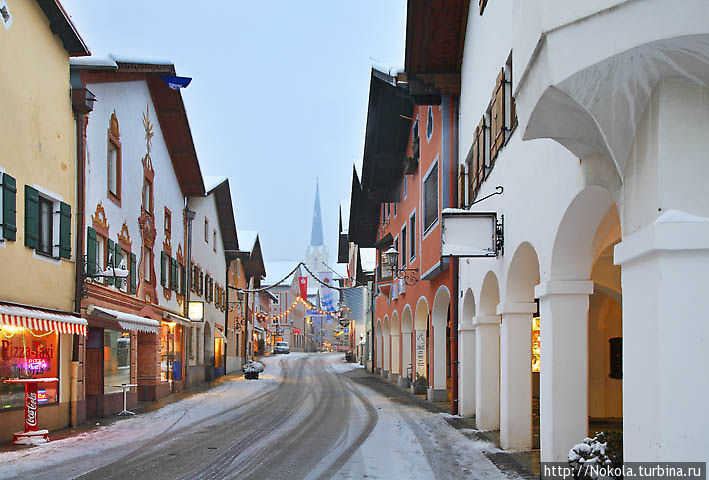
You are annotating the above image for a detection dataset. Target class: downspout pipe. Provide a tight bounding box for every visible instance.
[451,257,459,415]
[184,207,196,386]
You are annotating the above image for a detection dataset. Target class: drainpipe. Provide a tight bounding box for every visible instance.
[71,83,94,427]
[451,257,459,415]
[184,207,196,386]
[370,279,375,373]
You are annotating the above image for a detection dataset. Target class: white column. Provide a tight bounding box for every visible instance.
[615,213,709,461]
[401,332,412,380]
[382,333,390,376]
[535,281,593,462]
[458,325,476,417]
[428,322,447,401]
[498,302,535,450]
[474,315,500,430]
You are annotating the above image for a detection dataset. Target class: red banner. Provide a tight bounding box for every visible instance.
[298,276,308,300]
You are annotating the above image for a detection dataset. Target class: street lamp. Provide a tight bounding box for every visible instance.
[384,247,418,285]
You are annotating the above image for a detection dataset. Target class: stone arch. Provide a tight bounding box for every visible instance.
[401,305,414,382]
[475,270,501,430]
[551,186,615,281]
[505,242,541,303]
[391,310,401,377]
[458,288,477,416]
[431,286,451,395]
[413,297,429,380]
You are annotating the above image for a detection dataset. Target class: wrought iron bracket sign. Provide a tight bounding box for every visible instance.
[441,212,504,258]
[81,254,130,296]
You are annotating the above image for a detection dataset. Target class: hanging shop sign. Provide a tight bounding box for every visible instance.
[440,211,503,257]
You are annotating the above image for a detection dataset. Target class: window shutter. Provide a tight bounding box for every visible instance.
[160,251,167,287]
[114,242,122,288]
[490,68,505,161]
[24,185,39,249]
[87,226,97,276]
[180,265,186,295]
[423,166,438,231]
[2,173,17,241]
[107,238,115,286]
[130,253,137,294]
[171,258,178,291]
[59,202,71,259]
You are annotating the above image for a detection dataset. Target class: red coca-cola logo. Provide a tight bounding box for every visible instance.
[26,392,38,427]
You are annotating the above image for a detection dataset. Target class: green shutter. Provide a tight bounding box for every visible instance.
[59,202,71,259]
[24,186,39,249]
[86,227,97,276]
[115,242,123,289]
[160,251,167,287]
[172,259,178,291]
[107,238,115,286]
[180,265,186,295]
[2,173,17,241]
[130,252,137,294]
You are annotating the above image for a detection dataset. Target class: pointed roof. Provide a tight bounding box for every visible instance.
[310,179,324,247]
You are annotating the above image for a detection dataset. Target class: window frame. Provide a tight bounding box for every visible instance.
[37,195,54,257]
[426,106,434,142]
[143,247,152,284]
[204,218,209,243]
[107,138,121,204]
[422,158,439,236]
[401,224,407,270]
[409,210,416,263]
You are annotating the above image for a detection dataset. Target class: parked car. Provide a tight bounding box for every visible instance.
[274,341,290,354]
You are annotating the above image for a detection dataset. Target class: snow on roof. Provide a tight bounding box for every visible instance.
[263,260,299,286]
[110,54,173,65]
[360,248,377,272]
[70,55,118,69]
[204,175,228,194]
[239,230,258,253]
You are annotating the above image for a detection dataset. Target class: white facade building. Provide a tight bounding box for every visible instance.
[440,0,709,465]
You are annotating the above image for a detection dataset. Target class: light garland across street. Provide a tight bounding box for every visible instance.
[252,296,343,323]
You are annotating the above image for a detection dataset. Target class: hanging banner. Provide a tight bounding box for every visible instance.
[415,330,427,379]
[298,277,308,300]
[318,272,336,312]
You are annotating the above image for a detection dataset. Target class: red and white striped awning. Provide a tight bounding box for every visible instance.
[0,303,88,336]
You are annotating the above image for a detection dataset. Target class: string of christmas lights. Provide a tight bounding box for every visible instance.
[251,296,345,324]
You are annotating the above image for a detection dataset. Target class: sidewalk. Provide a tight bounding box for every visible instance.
[0,370,246,452]
[344,367,540,479]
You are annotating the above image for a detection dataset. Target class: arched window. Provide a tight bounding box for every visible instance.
[426,106,433,141]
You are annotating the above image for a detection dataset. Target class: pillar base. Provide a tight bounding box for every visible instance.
[381,369,389,378]
[388,373,399,383]
[398,376,410,388]
[427,387,447,402]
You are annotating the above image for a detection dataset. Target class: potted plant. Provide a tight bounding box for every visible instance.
[412,374,428,395]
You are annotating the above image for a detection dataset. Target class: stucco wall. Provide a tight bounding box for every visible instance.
[0,0,76,312]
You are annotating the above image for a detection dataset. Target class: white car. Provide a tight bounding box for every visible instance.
[274,341,290,354]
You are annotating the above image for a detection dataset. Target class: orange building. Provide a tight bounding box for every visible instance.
[349,69,458,407]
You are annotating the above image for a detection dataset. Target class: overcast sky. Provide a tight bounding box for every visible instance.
[62,0,406,264]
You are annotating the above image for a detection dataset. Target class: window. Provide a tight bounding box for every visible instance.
[273,293,280,306]
[38,196,53,256]
[104,330,130,394]
[213,229,217,252]
[426,106,433,141]
[401,225,407,269]
[204,218,209,243]
[24,186,71,259]
[409,212,416,262]
[393,203,397,217]
[0,327,59,408]
[107,112,122,203]
[120,248,129,293]
[403,176,407,199]
[144,247,152,283]
[142,181,152,214]
[423,162,439,233]
[164,208,171,235]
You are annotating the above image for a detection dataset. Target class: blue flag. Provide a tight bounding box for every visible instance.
[160,75,192,90]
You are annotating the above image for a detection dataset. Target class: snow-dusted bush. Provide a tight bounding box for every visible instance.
[568,431,623,479]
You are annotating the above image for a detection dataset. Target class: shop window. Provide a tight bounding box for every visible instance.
[423,161,439,233]
[0,327,58,409]
[103,330,130,394]
[161,323,182,382]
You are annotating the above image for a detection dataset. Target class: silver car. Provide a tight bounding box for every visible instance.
[274,341,290,354]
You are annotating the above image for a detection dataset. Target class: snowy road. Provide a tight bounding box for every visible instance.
[1,354,513,480]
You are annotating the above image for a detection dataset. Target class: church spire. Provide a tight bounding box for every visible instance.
[310,179,324,247]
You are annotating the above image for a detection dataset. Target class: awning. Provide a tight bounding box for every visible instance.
[87,305,160,334]
[162,311,191,328]
[0,303,87,336]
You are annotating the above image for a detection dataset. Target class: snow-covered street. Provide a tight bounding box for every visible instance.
[0,354,514,480]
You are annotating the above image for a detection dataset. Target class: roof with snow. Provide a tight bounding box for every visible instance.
[38,0,90,57]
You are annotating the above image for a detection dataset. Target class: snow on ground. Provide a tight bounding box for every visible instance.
[324,353,365,374]
[0,355,286,479]
[333,374,505,480]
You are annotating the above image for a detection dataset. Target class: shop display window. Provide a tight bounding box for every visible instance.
[0,326,59,409]
[104,330,130,394]
[161,323,183,382]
